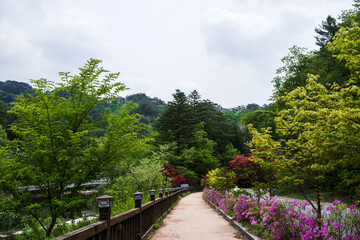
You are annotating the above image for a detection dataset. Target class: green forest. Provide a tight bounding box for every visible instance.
[1,1,360,239]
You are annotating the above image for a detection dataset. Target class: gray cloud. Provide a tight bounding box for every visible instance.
[200,7,315,64]
[0,0,355,107]
[201,9,271,60]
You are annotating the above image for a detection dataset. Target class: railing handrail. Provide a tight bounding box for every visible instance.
[54,186,202,240]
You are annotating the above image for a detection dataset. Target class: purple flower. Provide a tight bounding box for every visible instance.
[334,222,342,230]
[326,206,333,211]
[349,204,356,210]
[319,226,328,236]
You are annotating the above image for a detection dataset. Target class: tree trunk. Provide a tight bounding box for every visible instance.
[46,215,57,237]
[315,178,323,235]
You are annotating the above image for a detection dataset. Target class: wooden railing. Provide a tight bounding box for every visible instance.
[54,186,200,240]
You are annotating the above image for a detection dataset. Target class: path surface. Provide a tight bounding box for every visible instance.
[150,192,246,240]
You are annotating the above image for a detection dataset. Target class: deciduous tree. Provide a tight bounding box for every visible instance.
[206,167,236,191]
[0,59,143,237]
[249,73,360,220]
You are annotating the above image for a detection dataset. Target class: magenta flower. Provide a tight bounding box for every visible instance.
[334,222,342,230]
[327,206,333,211]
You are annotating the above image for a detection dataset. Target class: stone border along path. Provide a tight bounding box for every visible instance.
[150,192,248,240]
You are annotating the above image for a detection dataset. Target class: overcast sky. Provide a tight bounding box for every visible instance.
[0,0,355,108]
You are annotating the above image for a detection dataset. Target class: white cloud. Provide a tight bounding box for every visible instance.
[200,5,319,66]
[201,8,274,61]
[0,0,355,107]
[34,3,105,64]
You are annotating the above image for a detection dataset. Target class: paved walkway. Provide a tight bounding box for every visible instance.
[150,192,246,240]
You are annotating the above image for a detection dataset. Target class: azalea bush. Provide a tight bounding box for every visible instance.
[203,188,360,240]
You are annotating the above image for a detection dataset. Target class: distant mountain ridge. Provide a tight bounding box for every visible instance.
[0,80,263,116]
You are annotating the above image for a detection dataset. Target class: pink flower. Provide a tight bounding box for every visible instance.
[349,204,356,210]
[334,222,342,230]
[292,200,299,206]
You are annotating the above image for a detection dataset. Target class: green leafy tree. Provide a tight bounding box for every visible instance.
[272,31,349,104]
[0,101,9,127]
[0,125,9,147]
[217,143,239,166]
[271,46,314,100]
[181,126,220,177]
[125,157,165,193]
[206,167,236,191]
[338,0,360,28]
[328,21,360,80]
[241,109,277,134]
[249,73,360,220]
[0,59,144,237]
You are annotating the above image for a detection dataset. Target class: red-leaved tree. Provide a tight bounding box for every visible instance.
[229,154,267,185]
[161,164,187,186]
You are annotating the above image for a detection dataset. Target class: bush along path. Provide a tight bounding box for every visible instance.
[203,188,360,240]
[151,192,247,240]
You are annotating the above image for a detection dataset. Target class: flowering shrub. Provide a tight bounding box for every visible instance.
[203,188,360,240]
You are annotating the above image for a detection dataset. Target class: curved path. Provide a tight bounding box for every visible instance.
[151,192,246,240]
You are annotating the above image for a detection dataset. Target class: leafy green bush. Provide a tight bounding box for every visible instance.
[206,167,236,190]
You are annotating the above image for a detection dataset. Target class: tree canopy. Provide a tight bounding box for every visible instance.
[0,59,144,237]
[155,89,242,180]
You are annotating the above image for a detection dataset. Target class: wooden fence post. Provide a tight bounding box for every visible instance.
[97,195,114,240]
[134,192,143,240]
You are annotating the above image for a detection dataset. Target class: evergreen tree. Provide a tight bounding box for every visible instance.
[156,89,196,152]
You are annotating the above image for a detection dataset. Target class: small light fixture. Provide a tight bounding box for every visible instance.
[96,195,114,221]
[134,192,143,208]
[149,189,156,201]
[158,189,163,198]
